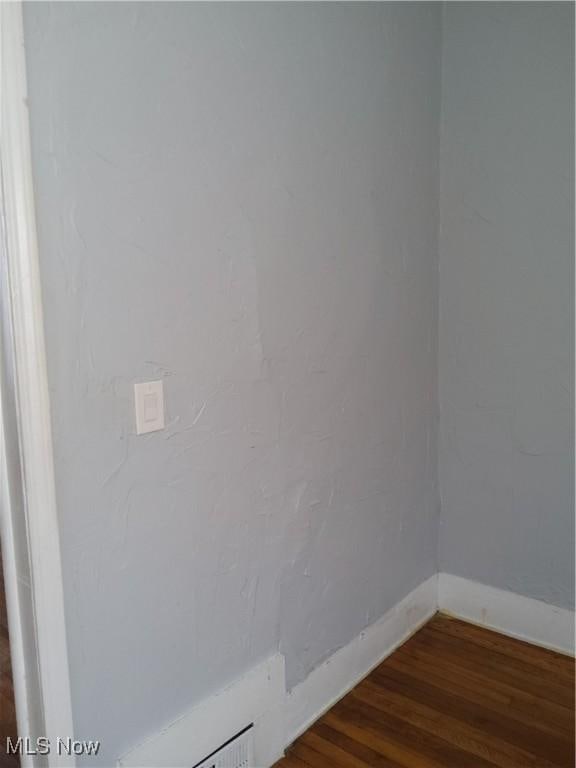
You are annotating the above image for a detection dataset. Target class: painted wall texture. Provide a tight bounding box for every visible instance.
[439,3,574,609]
[24,3,441,763]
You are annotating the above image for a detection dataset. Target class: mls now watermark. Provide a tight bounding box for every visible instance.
[6,737,100,757]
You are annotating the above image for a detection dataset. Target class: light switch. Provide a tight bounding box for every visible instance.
[134,380,165,434]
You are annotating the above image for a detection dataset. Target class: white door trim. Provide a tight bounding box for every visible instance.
[0,2,75,763]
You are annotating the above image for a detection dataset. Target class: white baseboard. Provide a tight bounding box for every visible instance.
[438,573,575,657]
[116,575,437,768]
[118,654,285,768]
[282,573,438,750]
[118,572,573,768]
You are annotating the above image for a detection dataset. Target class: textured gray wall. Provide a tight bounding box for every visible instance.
[24,3,441,763]
[439,3,574,609]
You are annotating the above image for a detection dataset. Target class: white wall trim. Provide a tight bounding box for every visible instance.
[438,573,575,657]
[117,576,438,768]
[114,573,576,768]
[118,654,286,768]
[0,372,36,766]
[282,573,438,752]
[0,2,75,763]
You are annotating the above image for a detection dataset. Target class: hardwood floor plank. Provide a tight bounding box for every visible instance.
[407,629,574,707]
[352,680,559,768]
[321,709,449,768]
[0,551,17,768]
[370,666,573,765]
[393,640,575,733]
[385,646,575,741]
[431,615,575,678]
[290,740,364,768]
[275,615,576,768]
[299,731,375,768]
[275,755,311,768]
[311,722,403,768]
[332,698,496,768]
[422,622,575,691]
[336,689,492,768]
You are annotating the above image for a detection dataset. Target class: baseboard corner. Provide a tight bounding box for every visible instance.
[281,573,438,753]
[438,572,575,657]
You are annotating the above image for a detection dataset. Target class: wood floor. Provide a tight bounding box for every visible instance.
[276,614,575,768]
[0,552,17,767]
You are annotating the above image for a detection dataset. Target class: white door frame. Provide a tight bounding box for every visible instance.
[0,3,75,765]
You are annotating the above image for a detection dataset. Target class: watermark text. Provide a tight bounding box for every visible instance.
[6,737,100,757]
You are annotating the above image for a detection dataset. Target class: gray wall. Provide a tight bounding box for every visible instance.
[24,3,441,763]
[439,3,574,608]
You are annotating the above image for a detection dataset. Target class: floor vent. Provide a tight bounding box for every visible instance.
[192,724,254,768]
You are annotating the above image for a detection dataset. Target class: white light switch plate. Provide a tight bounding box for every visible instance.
[134,380,165,434]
